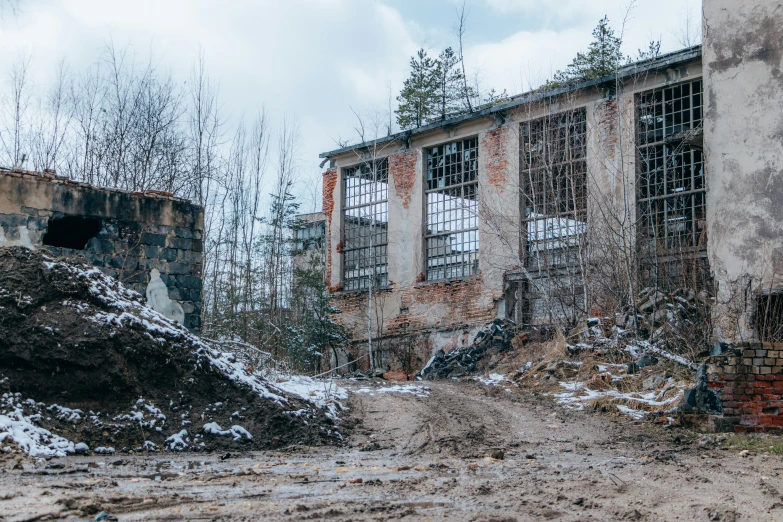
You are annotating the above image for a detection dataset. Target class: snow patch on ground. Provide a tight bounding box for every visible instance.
[203,422,253,441]
[553,380,684,418]
[273,376,347,420]
[475,373,515,386]
[165,429,190,451]
[0,409,76,457]
[354,384,431,398]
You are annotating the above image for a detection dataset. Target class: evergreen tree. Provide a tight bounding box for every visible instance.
[433,47,469,120]
[286,252,348,373]
[395,49,439,130]
[636,40,662,62]
[484,88,510,105]
[551,16,625,85]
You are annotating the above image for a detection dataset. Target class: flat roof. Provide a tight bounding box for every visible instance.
[320,45,702,159]
[0,166,196,205]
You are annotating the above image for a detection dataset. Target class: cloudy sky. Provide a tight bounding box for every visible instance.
[0,0,700,207]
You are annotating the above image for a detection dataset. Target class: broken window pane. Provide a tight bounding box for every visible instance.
[636,79,709,291]
[520,108,588,324]
[425,137,479,281]
[521,109,587,271]
[342,159,389,291]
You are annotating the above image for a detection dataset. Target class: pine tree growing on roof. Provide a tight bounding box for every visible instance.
[551,16,625,85]
[395,48,439,130]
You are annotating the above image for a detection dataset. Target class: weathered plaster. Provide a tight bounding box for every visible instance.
[146,268,185,324]
[704,0,783,340]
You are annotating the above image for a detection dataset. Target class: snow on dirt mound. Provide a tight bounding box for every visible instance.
[0,247,345,456]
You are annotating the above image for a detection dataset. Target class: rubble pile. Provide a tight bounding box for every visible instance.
[618,287,712,344]
[511,288,716,421]
[420,319,526,380]
[0,247,344,457]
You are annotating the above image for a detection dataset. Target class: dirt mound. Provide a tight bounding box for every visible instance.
[0,247,345,456]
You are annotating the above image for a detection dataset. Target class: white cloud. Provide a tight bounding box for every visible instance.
[0,0,701,199]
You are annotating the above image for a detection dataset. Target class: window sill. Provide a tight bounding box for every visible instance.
[332,285,394,296]
[414,275,481,288]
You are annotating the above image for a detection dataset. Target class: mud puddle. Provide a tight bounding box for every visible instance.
[1,380,782,521]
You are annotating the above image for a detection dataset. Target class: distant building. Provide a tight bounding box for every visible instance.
[292,212,326,275]
[317,0,783,372]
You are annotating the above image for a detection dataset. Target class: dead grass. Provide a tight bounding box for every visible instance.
[724,434,783,455]
[586,395,621,415]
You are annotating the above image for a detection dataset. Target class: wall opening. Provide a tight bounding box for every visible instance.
[342,159,389,291]
[755,293,783,342]
[42,216,102,250]
[424,137,479,281]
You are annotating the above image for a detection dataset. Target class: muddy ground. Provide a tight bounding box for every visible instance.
[2,380,782,521]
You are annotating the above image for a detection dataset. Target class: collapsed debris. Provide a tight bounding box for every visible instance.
[618,287,712,348]
[420,319,527,380]
[0,247,346,457]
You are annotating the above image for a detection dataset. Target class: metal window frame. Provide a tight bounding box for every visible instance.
[341,158,389,292]
[520,107,588,273]
[424,136,480,282]
[636,78,706,255]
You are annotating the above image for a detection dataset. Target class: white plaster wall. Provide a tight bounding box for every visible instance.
[704,0,783,339]
[477,123,521,302]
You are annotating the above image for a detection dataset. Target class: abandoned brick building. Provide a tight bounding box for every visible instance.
[0,168,204,331]
[318,0,783,381]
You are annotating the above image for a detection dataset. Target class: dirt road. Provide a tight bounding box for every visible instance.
[2,380,782,521]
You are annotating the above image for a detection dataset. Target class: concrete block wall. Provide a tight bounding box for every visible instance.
[708,342,783,432]
[0,169,204,331]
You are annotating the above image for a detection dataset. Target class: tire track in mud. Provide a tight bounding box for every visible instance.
[401,384,514,457]
[347,382,520,458]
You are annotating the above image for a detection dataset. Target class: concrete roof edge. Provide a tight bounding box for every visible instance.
[319,45,702,160]
[0,166,202,208]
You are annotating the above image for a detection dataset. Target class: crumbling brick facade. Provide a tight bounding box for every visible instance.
[708,342,783,432]
[389,150,417,210]
[322,168,339,291]
[0,168,204,331]
[319,31,780,385]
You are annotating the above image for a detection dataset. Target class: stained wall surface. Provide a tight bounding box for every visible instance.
[703,0,783,340]
[0,169,204,331]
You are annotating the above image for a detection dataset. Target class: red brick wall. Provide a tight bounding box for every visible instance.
[322,168,338,290]
[594,99,618,161]
[330,278,497,343]
[389,150,418,210]
[481,127,509,187]
[708,342,783,432]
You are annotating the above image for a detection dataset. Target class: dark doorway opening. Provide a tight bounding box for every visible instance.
[42,216,102,250]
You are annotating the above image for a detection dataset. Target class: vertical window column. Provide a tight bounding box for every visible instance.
[425,137,479,281]
[342,160,389,291]
[637,79,708,290]
[521,109,587,272]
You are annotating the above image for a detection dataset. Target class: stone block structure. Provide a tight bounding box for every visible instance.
[0,168,204,331]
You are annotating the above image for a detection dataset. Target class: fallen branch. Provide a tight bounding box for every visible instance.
[646,345,698,371]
